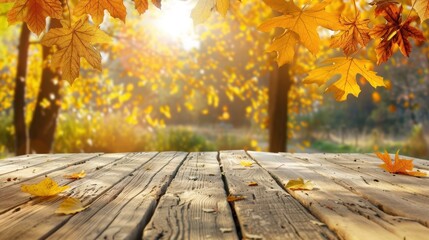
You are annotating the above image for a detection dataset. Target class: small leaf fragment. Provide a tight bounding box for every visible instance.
[240,160,253,167]
[247,181,258,186]
[55,197,88,215]
[227,194,246,202]
[64,170,86,179]
[285,178,314,190]
[21,177,69,196]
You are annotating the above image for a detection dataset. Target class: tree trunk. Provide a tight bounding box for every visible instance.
[268,64,292,152]
[29,19,62,153]
[13,24,31,156]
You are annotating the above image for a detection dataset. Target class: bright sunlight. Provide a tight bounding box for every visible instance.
[151,0,199,50]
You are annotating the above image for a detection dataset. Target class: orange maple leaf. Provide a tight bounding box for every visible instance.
[134,0,161,15]
[376,150,427,177]
[7,0,62,35]
[41,18,110,83]
[370,4,425,64]
[330,14,371,56]
[74,0,126,26]
[64,170,86,180]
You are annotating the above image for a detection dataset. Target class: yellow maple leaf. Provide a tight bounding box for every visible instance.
[64,170,86,179]
[55,197,88,215]
[134,0,161,14]
[259,0,342,57]
[191,0,231,25]
[330,15,371,56]
[413,0,429,22]
[376,150,427,177]
[21,177,70,196]
[240,160,253,167]
[7,0,62,35]
[303,57,385,101]
[285,178,314,190]
[41,18,110,83]
[74,0,126,25]
[266,31,299,66]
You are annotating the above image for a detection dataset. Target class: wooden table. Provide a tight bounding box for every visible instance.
[0,151,428,240]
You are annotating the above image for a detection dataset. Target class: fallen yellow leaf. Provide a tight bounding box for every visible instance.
[64,170,86,179]
[240,160,253,167]
[285,178,314,191]
[55,197,88,215]
[21,177,70,196]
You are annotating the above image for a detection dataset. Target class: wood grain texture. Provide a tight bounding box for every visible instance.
[47,152,187,240]
[249,151,429,240]
[0,153,104,213]
[283,153,429,227]
[322,153,429,197]
[0,152,147,239]
[0,154,48,166]
[0,154,72,175]
[220,150,337,240]
[143,152,238,240]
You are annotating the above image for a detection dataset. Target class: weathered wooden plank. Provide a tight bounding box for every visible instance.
[219,150,337,240]
[0,153,100,189]
[0,153,123,214]
[250,151,429,240]
[0,154,72,175]
[284,153,429,227]
[320,153,429,197]
[45,152,187,240]
[143,152,238,240]
[0,152,155,239]
[0,154,48,166]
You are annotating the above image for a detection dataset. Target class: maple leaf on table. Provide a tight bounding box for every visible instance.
[376,150,427,177]
[303,57,385,101]
[370,4,425,64]
[259,0,342,60]
[21,177,70,196]
[74,0,126,26]
[7,0,62,35]
[41,18,110,83]
[330,15,371,56]
[134,0,162,15]
[191,0,231,25]
[413,0,429,22]
[55,197,88,215]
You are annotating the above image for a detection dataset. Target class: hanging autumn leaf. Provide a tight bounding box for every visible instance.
[266,31,299,66]
[227,194,246,202]
[376,150,427,177]
[74,0,127,25]
[412,0,429,22]
[240,160,253,167]
[370,4,425,64]
[303,57,385,101]
[21,177,70,196]
[41,18,111,83]
[330,15,371,56]
[191,0,231,25]
[64,170,86,179]
[55,197,88,215]
[134,0,161,15]
[259,0,342,57]
[285,178,314,190]
[7,0,62,35]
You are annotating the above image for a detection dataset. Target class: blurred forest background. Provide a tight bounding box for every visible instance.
[0,0,428,159]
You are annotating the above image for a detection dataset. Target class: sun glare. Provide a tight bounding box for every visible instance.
[152,0,199,50]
